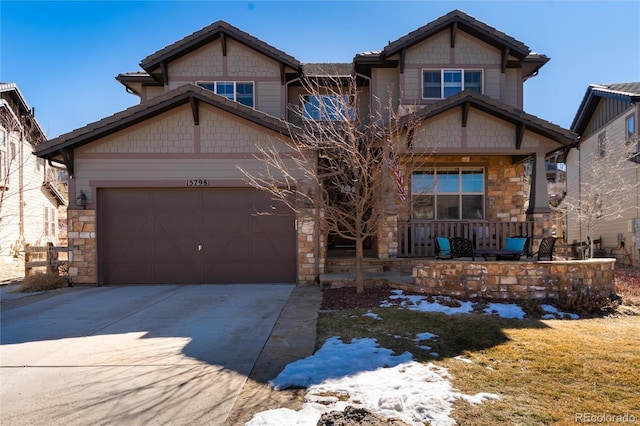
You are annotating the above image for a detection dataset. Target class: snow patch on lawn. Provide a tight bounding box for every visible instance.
[250,337,499,426]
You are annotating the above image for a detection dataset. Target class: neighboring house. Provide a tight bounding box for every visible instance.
[0,83,66,276]
[564,83,640,266]
[35,10,576,285]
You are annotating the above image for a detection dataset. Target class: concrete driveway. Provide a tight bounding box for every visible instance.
[0,284,296,425]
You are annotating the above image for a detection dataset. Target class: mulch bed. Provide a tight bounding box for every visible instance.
[320,287,394,310]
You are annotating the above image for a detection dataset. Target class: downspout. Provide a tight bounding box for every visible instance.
[18,128,24,242]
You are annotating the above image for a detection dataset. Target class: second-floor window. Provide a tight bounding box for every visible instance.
[598,132,606,157]
[412,167,485,220]
[423,69,483,99]
[302,95,355,121]
[197,81,254,108]
[626,115,636,145]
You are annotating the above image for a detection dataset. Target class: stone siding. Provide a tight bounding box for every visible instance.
[297,208,324,283]
[408,259,615,301]
[67,209,97,285]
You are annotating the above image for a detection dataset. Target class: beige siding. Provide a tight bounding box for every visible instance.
[404,30,450,65]
[467,110,515,149]
[412,109,462,149]
[169,41,224,79]
[373,68,399,121]
[142,86,165,102]
[257,80,282,118]
[565,105,640,265]
[82,107,195,154]
[504,68,520,107]
[454,32,501,65]
[402,68,421,101]
[0,129,60,256]
[484,68,501,100]
[226,39,280,78]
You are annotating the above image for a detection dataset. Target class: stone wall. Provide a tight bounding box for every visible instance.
[67,209,97,285]
[407,259,615,301]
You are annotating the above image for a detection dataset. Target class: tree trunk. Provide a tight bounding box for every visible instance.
[355,236,364,294]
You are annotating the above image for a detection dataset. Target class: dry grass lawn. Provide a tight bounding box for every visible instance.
[317,267,640,425]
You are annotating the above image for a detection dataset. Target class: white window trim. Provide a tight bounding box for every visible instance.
[421,69,484,99]
[196,81,255,107]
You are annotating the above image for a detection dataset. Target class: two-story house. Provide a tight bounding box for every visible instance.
[1,83,66,279]
[565,83,639,266]
[35,10,576,285]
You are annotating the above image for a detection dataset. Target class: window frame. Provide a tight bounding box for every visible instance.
[422,69,484,99]
[411,167,485,221]
[626,114,636,145]
[302,94,356,122]
[196,81,255,108]
[598,131,606,157]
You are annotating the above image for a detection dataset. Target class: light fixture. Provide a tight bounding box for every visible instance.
[77,190,87,209]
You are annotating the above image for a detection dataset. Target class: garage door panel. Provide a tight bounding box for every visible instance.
[100,188,296,284]
[154,238,199,262]
[201,215,249,236]
[154,214,200,238]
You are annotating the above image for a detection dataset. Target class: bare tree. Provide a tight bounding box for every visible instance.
[561,135,639,258]
[240,75,423,293]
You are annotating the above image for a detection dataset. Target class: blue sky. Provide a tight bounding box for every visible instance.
[1,1,639,138]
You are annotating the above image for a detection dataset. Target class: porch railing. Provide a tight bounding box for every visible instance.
[398,220,534,257]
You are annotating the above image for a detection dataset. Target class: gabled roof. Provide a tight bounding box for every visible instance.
[381,9,530,60]
[409,90,577,149]
[140,20,302,81]
[571,82,640,135]
[35,84,297,162]
[0,82,46,143]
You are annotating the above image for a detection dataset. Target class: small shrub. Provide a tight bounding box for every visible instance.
[555,292,619,316]
[19,272,68,293]
[615,265,640,306]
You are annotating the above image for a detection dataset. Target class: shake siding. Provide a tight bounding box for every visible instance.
[256,81,282,118]
[454,32,501,65]
[226,39,280,78]
[402,69,421,101]
[404,31,450,64]
[373,68,399,121]
[467,110,516,149]
[504,68,520,107]
[142,86,164,102]
[485,68,501,99]
[169,41,224,79]
[413,110,462,149]
[83,107,195,154]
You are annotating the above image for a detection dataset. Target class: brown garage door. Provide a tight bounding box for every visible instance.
[99,188,296,284]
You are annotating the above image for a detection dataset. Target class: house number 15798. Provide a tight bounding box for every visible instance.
[185,179,209,187]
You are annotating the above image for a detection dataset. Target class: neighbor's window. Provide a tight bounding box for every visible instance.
[44,206,56,237]
[626,115,636,145]
[423,69,483,99]
[302,95,355,121]
[598,132,606,157]
[412,167,484,220]
[197,81,254,108]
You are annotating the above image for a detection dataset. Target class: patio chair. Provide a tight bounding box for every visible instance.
[434,236,452,259]
[535,237,557,261]
[449,237,475,260]
[496,236,530,261]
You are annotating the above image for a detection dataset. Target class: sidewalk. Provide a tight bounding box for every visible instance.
[225,284,323,425]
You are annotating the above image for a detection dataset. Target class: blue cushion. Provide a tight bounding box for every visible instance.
[436,237,451,256]
[505,237,527,252]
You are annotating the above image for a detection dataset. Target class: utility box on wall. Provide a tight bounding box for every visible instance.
[630,219,640,249]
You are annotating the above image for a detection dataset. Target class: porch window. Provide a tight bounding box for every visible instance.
[423,69,483,99]
[196,81,254,107]
[411,168,484,220]
[302,95,355,121]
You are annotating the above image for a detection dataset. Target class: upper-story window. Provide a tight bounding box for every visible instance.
[197,81,254,108]
[412,167,485,220]
[423,69,483,99]
[302,95,355,121]
[626,115,636,145]
[598,131,606,157]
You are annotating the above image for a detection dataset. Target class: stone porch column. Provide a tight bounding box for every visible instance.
[377,214,399,259]
[297,208,324,284]
[67,209,97,285]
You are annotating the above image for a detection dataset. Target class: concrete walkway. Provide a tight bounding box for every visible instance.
[0,283,321,426]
